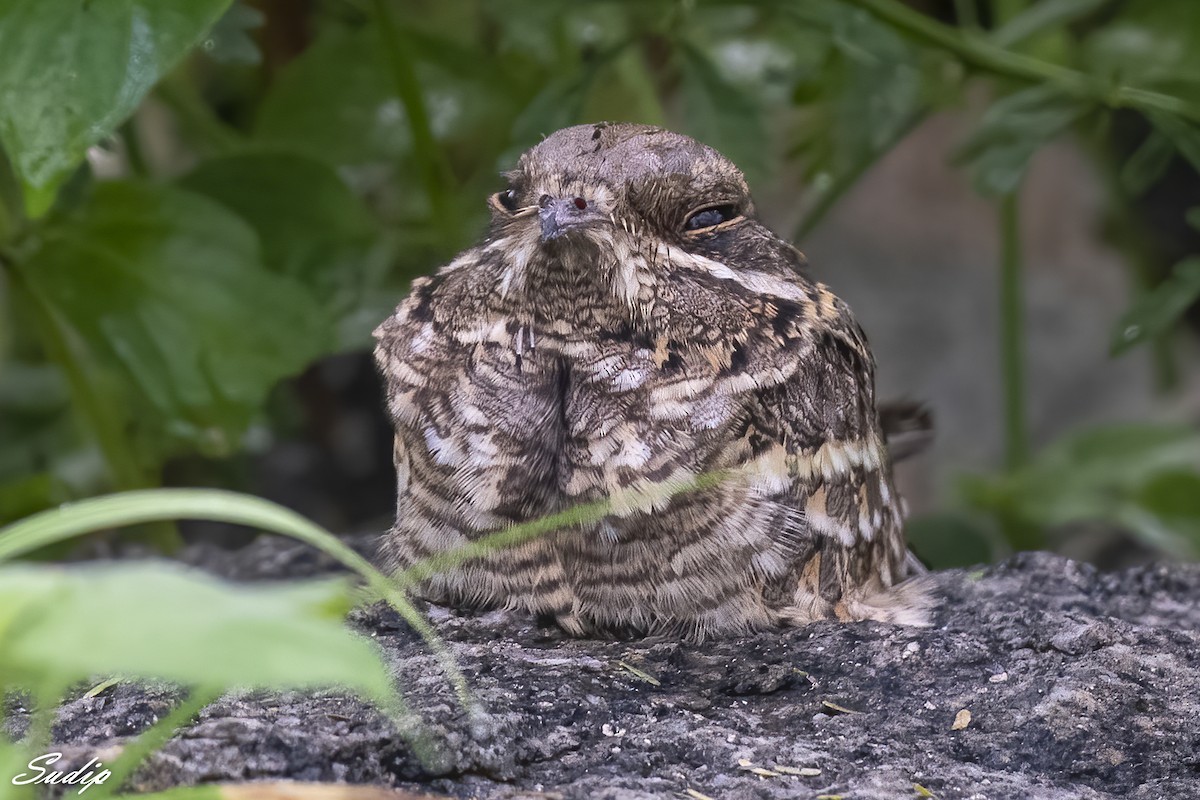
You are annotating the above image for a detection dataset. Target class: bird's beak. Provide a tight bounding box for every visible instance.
[538,195,599,241]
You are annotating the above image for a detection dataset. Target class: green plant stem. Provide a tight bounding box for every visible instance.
[371,0,457,247]
[843,0,1200,125]
[89,687,223,800]
[999,192,1028,471]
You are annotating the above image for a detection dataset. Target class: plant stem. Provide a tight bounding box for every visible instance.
[371,0,457,248]
[843,0,1200,124]
[999,192,1028,470]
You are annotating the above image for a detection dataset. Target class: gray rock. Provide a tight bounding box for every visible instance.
[16,544,1200,800]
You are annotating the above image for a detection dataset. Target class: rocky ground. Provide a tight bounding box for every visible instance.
[10,538,1200,800]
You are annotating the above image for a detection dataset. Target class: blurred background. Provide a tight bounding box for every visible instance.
[1,0,1198,569]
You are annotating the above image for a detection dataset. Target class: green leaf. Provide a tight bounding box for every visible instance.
[966,424,1200,557]
[1188,207,1200,233]
[201,2,264,66]
[990,0,1111,49]
[0,487,472,708]
[905,511,1000,569]
[17,181,333,456]
[179,153,379,302]
[0,474,62,527]
[1146,111,1200,176]
[1083,2,1200,96]
[786,3,924,174]
[0,562,395,701]
[1119,129,1176,196]
[957,85,1089,196]
[254,22,509,169]
[679,42,770,182]
[0,0,232,216]
[1111,257,1200,355]
[1132,470,1200,553]
[508,70,596,162]
[0,362,100,522]
[254,25,407,166]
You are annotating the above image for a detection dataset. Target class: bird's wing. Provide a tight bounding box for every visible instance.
[645,259,927,624]
[373,271,573,613]
[740,284,931,623]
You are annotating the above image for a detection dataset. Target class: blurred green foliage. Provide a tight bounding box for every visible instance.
[0,488,425,798]
[0,0,1198,566]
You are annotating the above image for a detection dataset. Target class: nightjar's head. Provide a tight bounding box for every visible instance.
[484,123,805,292]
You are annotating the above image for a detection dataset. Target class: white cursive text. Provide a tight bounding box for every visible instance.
[11,752,111,795]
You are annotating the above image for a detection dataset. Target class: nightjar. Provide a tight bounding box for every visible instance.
[374,123,932,639]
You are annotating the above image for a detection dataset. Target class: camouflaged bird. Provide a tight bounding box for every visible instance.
[374,122,932,639]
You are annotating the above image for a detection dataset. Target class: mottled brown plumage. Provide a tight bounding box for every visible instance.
[374,123,932,639]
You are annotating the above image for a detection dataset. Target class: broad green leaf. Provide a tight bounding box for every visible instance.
[254,25,407,166]
[1188,207,1200,233]
[0,562,394,701]
[0,487,471,708]
[679,42,770,182]
[254,23,506,169]
[966,424,1200,556]
[179,153,379,303]
[17,181,333,456]
[0,0,232,216]
[1111,257,1200,355]
[957,85,1089,196]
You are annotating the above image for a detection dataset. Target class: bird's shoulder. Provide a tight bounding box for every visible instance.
[652,256,874,396]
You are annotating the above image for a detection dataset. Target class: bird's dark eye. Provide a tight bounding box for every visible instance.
[495,188,520,212]
[685,204,740,231]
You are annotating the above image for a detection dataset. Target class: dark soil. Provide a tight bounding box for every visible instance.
[11,538,1200,800]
